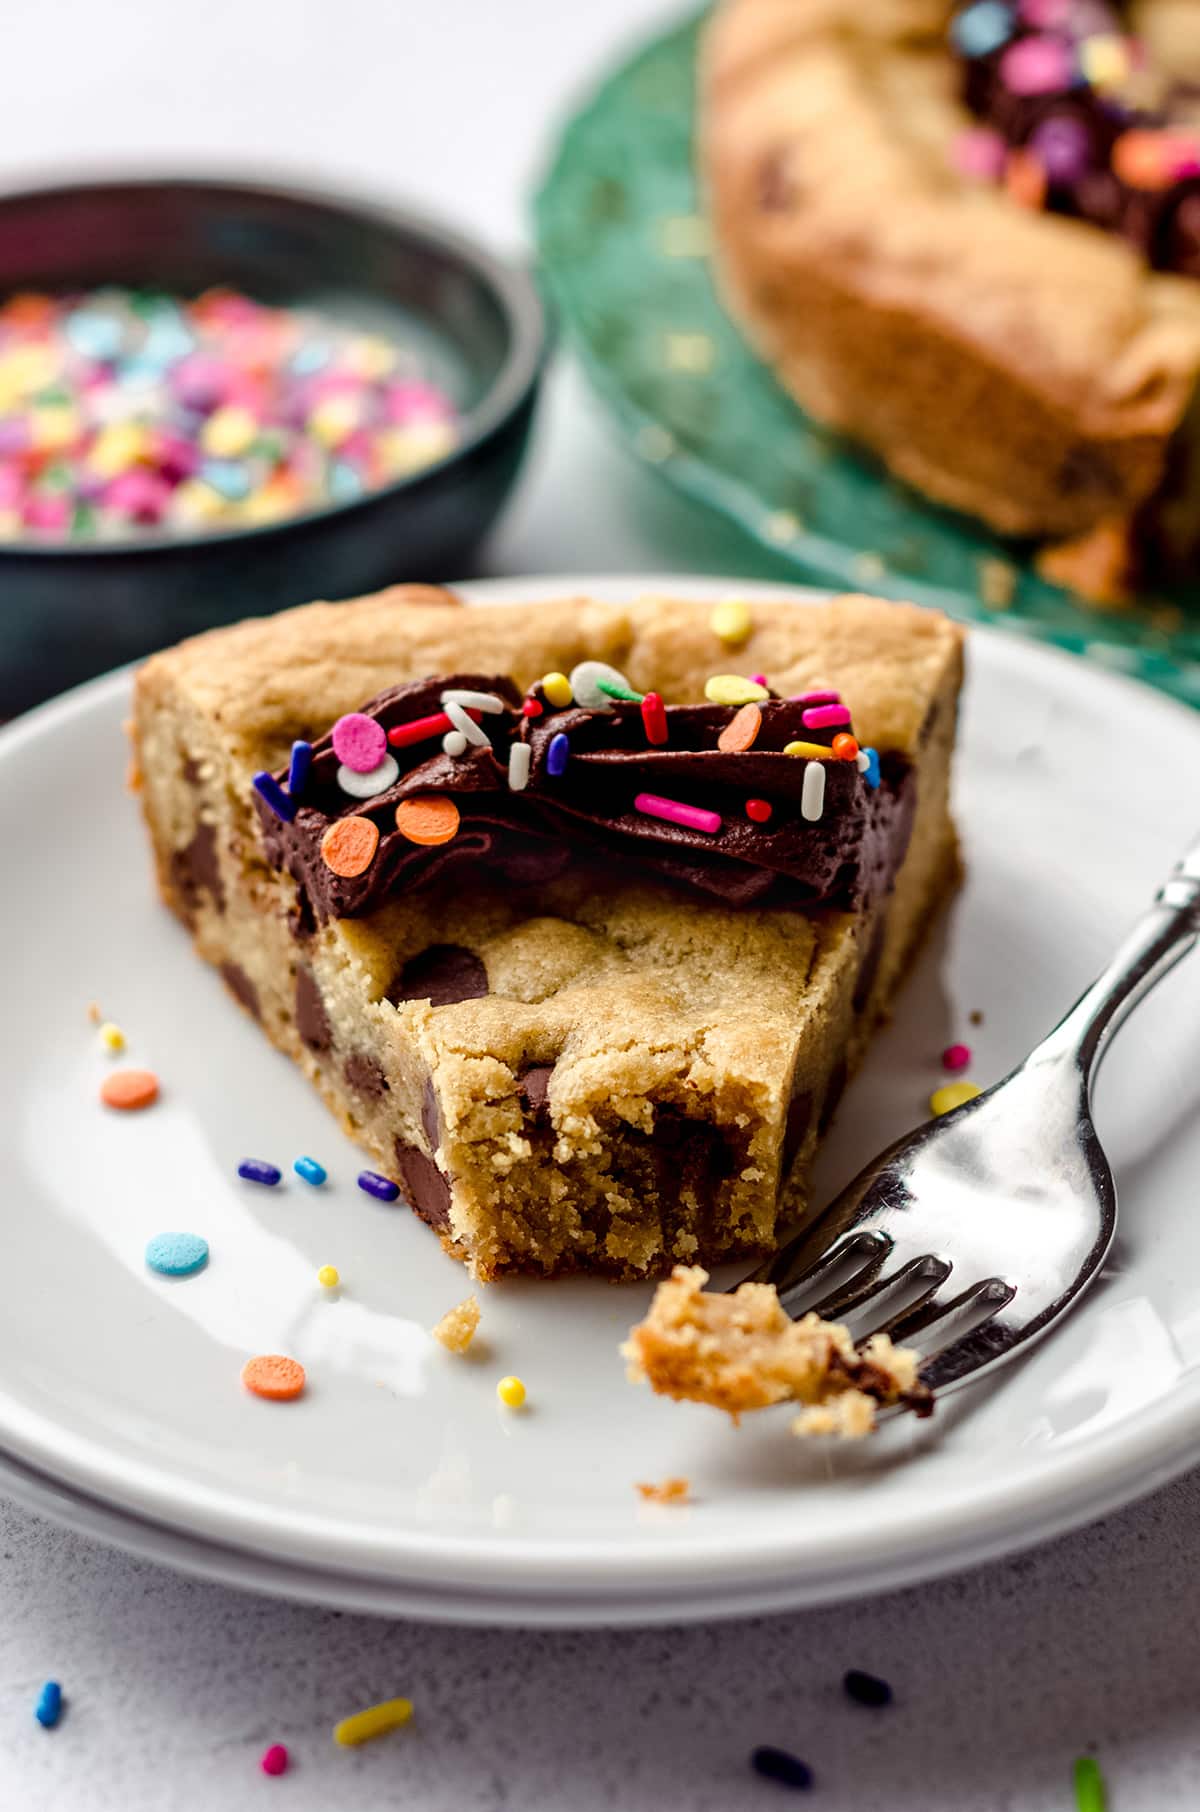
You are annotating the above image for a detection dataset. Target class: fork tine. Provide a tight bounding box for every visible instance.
[840,1254,953,1341]
[768,1228,892,1318]
[892,1278,1018,1397]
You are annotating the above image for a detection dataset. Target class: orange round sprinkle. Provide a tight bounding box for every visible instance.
[1112,128,1194,191]
[717,702,762,753]
[241,1354,306,1401]
[99,1068,159,1111]
[832,733,860,761]
[320,814,380,877]
[1005,149,1047,211]
[394,794,461,847]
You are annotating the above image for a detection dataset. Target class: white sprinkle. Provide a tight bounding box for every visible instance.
[569,660,634,711]
[443,699,491,747]
[337,753,399,799]
[441,688,506,715]
[442,730,469,757]
[801,761,826,822]
[855,749,870,773]
[508,741,532,792]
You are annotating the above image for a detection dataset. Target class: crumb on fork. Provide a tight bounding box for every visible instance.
[432,1294,481,1353]
[623,1265,930,1439]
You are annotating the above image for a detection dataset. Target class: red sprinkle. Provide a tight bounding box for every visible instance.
[641,691,668,746]
[745,797,772,823]
[260,1744,289,1776]
[522,698,543,718]
[942,1042,971,1072]
[388,708,480,749]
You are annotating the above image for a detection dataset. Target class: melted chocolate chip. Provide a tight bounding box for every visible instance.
[421,1075,441,1151]
[759,149,793,211]
[171,821,225,917]
[343,1051,388,1099]
[295,965,332,1052]
[818,1057,849,1135]
[1058,444,1121,499]
[518,1064,555,1129]
[220,962,260,1021]
[783,1084,814,1177]
[388,944,489,1008]
[182,755,203,787]
[394,1139,452,1230]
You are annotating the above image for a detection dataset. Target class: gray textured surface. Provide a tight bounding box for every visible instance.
[3,1473,1200,1810]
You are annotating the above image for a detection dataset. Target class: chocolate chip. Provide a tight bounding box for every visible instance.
[818,1057,849,1135]
[343,1051,388,1099]
[181,755,203,787]
[853,913,888,1013]
[651,1107,737,1181]
[388,944,489,1008]
[518,1064,555,1128]
[295,964,332,1052]
[421,1075,440,1151]
[220,962,260,1021]
[782,1084,814,1176]
[170,821,225,916]
[758,149,794,211]
[394,1138,452,1230]
[1058,443,1121,499]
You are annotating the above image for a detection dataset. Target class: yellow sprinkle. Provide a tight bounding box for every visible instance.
[497,1374,527,1409]
[98,1021,125,1053]
[345,334,397,380]
[317,1265,340,1288]
[30,405,80,453]
[540,671,573,708]
[783,740,836,759]
[377,420,456,475]
[930,1081,982,1117]
[709,599,752,647]
[171,478,228,523]
[200,403,258,459]
[333,1698,413,1748]
[1079,33,1129,89]
[704,674,770,707]
[89,422,148,478]
[307,395,362,449]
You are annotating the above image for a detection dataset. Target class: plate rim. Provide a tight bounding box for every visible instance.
[3,572,1200,1622]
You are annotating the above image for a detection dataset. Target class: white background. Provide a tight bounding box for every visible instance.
[2,3,1198,1808]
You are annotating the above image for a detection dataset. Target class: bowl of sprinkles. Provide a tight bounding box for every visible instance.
[0,177,546,715]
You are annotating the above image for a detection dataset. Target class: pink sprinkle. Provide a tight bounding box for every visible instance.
[635,793,722,835]
[260,1743,289,1776]
[22,493,71,532]
[942,1043,972,1073]
[802,704,852,729]
[331,711,387,773]
[385,380,455,425]
[1020,0,1071,23]
[795,688,842,706]
[105,469,171,523]
[749,673,768,687]
[952,127,1007,182]
[1000,35,1073,96]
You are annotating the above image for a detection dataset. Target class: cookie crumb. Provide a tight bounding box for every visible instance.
[636,1476,691,1504]
[432,1294,480,1353]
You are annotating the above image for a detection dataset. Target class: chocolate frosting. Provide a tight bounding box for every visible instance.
[953,0,1200,275]
[256,673,914,921]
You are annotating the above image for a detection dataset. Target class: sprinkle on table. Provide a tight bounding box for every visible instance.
[238,1158,282,1186]
[97,1020,125,1053]
[358,1170,400,1202]
[942,1042,972,1073]
[293,1154,327,1186]
[1073,1756,1107,1812]
[99,1068,159,1111]
[317,1264,340,1289]
[930,1081,982,1117]
[34,1682,63,1729]
[635,793,722,836]
[333,1698,414,1748]
[843,1668,893,1708]
[750,1746,813,1791]
[260,1744,289,1777]
[241,1354,306,1401]
[145,1232,209,1277]
[497,1374,527,1409]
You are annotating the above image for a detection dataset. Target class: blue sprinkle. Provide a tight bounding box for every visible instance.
[751,1747,813,1791]
[64,308,124,362]
[293,1155,327,1187]
[357,1170,400,1202]
[35,1682,62,1729]
[863,747,881,791]
[238,1159,282,1187]
[291,339,332,376]
[329,460,363,503]
[145,1232,209,1277]
[200,458,251,501]
[253,771,295,822]
[950,0,1013,58]
[288,740,312,798]
[547,732,570,777]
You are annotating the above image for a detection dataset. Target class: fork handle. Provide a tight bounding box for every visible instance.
[1035,833,1200,1084]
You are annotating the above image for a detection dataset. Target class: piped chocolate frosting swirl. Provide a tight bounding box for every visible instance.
[255,673,914,922]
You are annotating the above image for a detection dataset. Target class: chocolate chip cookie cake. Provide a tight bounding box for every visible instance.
[703,0,1200,598]
[130,583,962,1281]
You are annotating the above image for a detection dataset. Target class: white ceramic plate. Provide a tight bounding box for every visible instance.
[1,575,1198,1628]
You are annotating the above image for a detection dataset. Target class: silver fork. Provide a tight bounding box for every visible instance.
[741,834,1200,1408]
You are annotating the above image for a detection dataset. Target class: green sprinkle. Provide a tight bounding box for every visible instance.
[43,463,73,492]
[1074,1756,1106,1812]
[70,503,95,537]
[35,386,72,406]
[595,676,644,704]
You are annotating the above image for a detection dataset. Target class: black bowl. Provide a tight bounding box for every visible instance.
[0,176,547,715]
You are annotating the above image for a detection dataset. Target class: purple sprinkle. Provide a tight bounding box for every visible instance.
[843,1669,893,1708]
[252,771,295,822]
[547,732,569,777]
[1029,115,1091,186]
[751,1747,813,1791]
[288,740,312,798]
[238,1159,282,1186]
[358,1170,400,1202]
